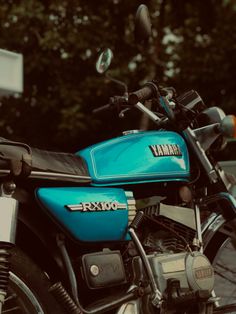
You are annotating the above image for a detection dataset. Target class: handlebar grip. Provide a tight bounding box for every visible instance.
[128,86,153,105]
[128,82,158,105]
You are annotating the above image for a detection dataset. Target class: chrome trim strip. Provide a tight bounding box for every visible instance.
[31,171,91,181]
[0,169,91,182]
[66,202,127,212]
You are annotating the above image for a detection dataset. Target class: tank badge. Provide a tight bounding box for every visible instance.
[149,144,182,157]
[65,201,127,212]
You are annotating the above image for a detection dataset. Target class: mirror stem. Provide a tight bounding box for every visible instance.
[105,73,128,94]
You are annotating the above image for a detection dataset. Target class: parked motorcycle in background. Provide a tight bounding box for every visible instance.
[0,4,235,314]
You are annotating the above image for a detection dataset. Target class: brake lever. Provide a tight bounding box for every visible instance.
[93,96,128,115]
[119,107,131,118]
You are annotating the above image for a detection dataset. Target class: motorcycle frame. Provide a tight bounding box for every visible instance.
[0,101,235,312]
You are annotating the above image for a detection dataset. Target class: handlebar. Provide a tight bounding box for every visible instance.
[93,81,174,127]
[92,96,127,114]
[92,103,112,114]
[93,81,160,114]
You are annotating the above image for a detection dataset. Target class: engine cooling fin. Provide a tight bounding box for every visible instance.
[125,191,137,225]
[143,213,196,253]
[156,215,196,242]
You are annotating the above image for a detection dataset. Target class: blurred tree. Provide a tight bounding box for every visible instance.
[0,0,235,152]
[164,0,236,115]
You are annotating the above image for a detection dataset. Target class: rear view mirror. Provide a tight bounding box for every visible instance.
[96,48,113,74]
[135,4,152,43]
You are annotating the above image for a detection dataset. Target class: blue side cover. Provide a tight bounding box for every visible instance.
[78,131,190,185]
[36,187,130,242]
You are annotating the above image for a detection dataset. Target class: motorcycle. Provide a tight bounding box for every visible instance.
[0,4,236,314]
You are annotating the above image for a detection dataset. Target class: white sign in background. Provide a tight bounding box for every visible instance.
[0,49,23,96]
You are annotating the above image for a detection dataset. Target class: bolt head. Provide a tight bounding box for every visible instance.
[90,265,99,277]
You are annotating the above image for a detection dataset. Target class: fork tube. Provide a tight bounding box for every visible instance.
[193,204,203,253]
[0,197,18,244]
[0,182,18,313]
[183,128,218,183]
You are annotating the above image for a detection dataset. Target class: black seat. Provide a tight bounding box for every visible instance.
[0,138,91,182]
[30,148,90,180]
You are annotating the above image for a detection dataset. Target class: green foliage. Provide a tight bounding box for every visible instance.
[163,0,236,114]
[0,0,235,151]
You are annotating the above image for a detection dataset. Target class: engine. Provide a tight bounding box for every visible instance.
[137,200,215,305]
[80,247,214,311]
[133,251,214,295]
[79,198,214,311]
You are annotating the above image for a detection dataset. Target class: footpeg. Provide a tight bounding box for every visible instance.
[166,279,211,307]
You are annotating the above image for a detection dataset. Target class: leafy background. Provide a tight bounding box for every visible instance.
[0,0,235,153]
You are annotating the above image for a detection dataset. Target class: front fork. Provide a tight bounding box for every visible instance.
[0,181,18,313]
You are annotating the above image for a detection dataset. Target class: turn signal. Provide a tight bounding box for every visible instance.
[234,115,236,138]
[220,115,236,138]
[179,185,192,203]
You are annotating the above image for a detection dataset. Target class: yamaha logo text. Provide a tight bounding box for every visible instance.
[149,144,182,157]
[66,201,126,212]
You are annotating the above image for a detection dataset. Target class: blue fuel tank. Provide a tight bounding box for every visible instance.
[78,131,190,185]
